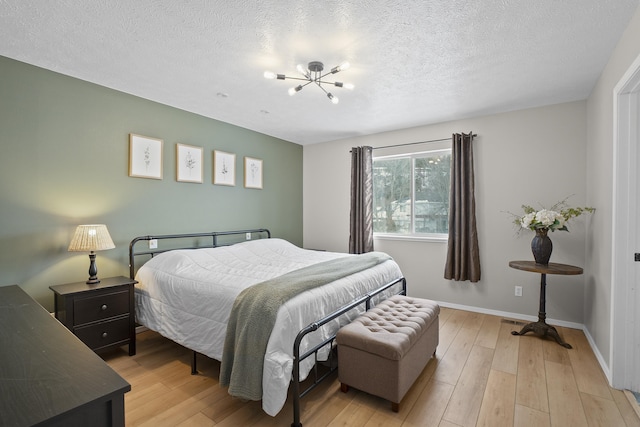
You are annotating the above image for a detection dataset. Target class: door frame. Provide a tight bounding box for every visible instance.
[611,51,640,391]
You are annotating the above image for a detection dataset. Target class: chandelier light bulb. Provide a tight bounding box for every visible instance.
[296,64,308,77]
[332,61,351,73]
[334,82,355,90]
[265,71,286,80]
[328,93,339,104]
[288,85,303,96]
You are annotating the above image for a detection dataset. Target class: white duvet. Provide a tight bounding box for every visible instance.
[134,238,403,416]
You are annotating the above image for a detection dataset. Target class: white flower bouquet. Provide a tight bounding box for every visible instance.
[514,198,595,232]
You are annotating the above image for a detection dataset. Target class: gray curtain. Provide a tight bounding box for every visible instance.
[444,132,481,282]
[349,146,374,254]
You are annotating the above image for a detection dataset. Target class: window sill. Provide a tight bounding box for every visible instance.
[374,234,448,243]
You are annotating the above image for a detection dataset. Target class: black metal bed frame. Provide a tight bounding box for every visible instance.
[128,229,406,427]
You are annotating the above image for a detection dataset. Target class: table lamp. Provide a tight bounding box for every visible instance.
[68,224,115,284]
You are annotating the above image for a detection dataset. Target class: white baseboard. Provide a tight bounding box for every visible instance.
[582,326,612,384]
[436,301,583,330]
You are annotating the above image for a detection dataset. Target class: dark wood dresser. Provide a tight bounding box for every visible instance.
[0,285,130,426]
[50,276,137,356]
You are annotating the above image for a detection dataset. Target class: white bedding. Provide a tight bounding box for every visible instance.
[134,238,403,416]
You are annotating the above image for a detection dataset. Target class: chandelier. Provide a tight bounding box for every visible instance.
[264,61,354,104]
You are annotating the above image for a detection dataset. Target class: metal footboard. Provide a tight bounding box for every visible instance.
[290,276,406,427]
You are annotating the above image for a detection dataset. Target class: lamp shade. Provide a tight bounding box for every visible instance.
[68,224,115,252]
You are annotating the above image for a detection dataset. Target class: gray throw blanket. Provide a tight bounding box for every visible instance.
[219,251,392,400]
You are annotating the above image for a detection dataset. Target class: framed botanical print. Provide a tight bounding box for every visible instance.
[129,134,163,179]
[244,156,263,189]
[213,150,236,186]
[176,143,203,183]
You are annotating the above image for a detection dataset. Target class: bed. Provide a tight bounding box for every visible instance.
[129,229,406,426]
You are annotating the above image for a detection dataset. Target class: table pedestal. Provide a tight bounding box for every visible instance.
[508,261,583,349]
[510,273,572,348]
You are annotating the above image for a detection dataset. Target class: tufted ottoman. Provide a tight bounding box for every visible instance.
[336,295,439,412]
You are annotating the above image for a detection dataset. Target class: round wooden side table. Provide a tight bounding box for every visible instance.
[508,260,583,349]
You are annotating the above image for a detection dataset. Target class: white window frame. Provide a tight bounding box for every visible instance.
[373,148,451,242]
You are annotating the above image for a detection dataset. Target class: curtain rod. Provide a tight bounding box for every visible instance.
[373,134,477,150]
[349,134,477,152]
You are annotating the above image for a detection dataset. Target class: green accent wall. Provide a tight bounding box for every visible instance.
[0,56,303,310]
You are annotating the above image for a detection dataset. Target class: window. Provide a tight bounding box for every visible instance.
[373,149,451,237]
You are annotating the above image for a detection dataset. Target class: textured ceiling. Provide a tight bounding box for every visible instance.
[0,0,638,145]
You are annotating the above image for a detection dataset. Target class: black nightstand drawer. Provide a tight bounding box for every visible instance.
[51,276,137,356]
[75,316,130,350]
[74,290,129,325]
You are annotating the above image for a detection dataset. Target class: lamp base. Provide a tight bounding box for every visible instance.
[87,252,100,285]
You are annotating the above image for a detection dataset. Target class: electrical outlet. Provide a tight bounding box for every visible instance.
[246,233,251,240]
[515,286,523,297]
[149,239,158,249]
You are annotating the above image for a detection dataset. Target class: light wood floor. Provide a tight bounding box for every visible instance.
[104,307,640,427]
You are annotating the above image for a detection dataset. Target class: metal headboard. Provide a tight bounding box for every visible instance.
[128,228,271,279]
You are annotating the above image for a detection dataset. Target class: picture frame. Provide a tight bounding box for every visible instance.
[244,156,263,189]
[213,150,236,186]
[176,143,203,183]
[129,133,163,179]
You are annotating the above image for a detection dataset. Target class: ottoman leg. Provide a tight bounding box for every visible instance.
[391,401,400,412]
[340,383,350,393]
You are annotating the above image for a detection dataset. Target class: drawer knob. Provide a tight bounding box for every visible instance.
[101,304,108,311]
[102,332,108,339]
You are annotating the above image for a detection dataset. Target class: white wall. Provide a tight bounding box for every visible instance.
[304,101,590,324]
[585,6,640,368]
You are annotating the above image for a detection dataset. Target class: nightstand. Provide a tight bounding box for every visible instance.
[50,276,137,356]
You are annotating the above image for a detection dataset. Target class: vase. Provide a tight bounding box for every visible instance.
[531,228,553,265]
